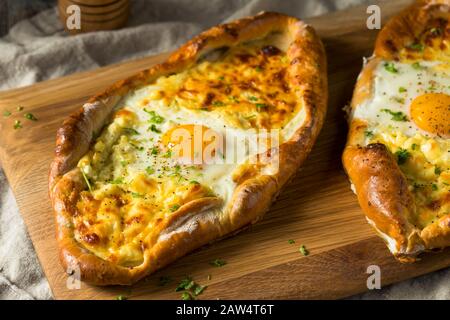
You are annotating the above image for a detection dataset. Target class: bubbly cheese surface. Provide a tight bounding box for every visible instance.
[353,24,450,230]
[74,41,305,266]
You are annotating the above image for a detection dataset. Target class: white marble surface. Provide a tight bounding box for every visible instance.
[0,0,448,300]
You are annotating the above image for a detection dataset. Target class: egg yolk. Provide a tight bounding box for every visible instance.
[410,93,450,136]
[162,124,224,164]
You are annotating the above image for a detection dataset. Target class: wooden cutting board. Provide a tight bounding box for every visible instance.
[1,0,449,300]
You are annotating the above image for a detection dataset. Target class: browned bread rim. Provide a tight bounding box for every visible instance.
[49,12,328,285]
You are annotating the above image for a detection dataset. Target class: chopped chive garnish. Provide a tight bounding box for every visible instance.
[364,130,374,138]
[395,148,411,165]
[81,170,93,192]
[381,109,408,121]
[412,62,424,70]
[143,108,165,124]
[299,245,309,256]
[181,292,193,300]
[408,43,424,52]
[24,113,38,121]
[398,87,407,93]
[384,62,398,73]
[193,285,207,296]
[3,110,11,117]
[288,239,295,244]
[175,277,193,292]
[13,120,22,129]
[210,259,226,267]
[148,124,161,133]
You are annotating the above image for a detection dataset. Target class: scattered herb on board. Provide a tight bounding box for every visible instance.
[24,113,38,121]
[13,120,22,129]
[3,110,11,117]
[17,106,24,111]
[193,285,207,296]
[395,148,411,165]
[288,239,295,244]
[381,109,409,121]
[181,292,193,300]
[176,277,208,300]
[116,295,128,300]
[176,277,193,291]
[210,259,227,267]
[299,245,309,256]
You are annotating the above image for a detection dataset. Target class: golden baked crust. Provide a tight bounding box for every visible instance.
[49,12,327,285]
[343,0,450,262]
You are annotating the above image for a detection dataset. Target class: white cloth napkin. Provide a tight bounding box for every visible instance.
[0,0,448,300]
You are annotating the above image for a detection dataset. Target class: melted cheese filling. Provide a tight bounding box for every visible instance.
[74,39,306,266]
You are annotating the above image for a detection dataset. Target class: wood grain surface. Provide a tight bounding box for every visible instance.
[2,0,446,300]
